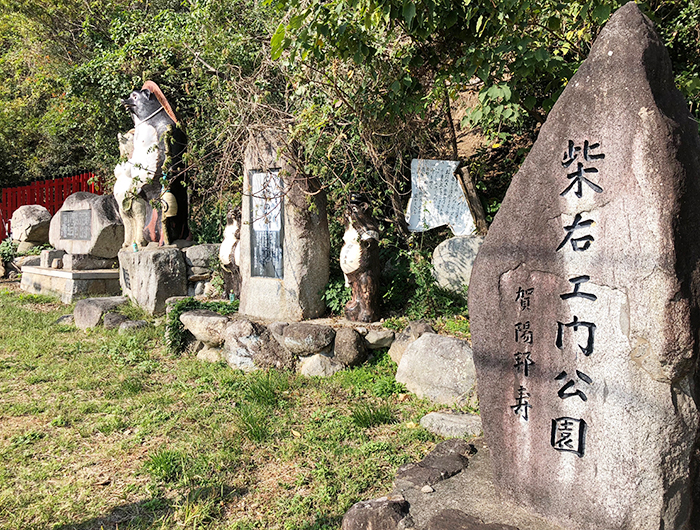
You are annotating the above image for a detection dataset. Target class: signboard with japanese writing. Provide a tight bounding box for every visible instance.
[60,209,92,240]
[468,4,700,529]
[250,170,283,278]
[405,159,475,236]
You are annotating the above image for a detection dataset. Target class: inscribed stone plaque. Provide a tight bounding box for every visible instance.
[468,4,700,530]
[60,209,92,240]
[250,170,283,278]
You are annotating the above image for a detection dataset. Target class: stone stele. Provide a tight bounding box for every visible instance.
[49,192,124,258]
[468,4,700,530]
[238,129,330,321]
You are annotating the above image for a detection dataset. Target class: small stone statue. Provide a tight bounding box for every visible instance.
[113,81,189,248]
[340,193,381,322]
[219,206,242,299]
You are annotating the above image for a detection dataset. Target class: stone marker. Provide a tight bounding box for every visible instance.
[238,129,330,321]
[49,192,124,258]
[468,4,700,529]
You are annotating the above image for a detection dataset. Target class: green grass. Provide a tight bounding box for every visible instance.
[0,285,457,529]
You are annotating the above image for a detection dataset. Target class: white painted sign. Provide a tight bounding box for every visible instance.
[405,159,475,236]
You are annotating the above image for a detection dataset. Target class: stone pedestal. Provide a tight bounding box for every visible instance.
[20,266,120,304]
[238,130,330,321]
[118,247,187,315]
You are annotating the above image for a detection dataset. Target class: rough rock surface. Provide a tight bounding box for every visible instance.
[183,244,220,268]
[341,494,411,530]
[333,328,368,366]
[223,318,295,371]
[238,129,330,321]
[432,235,484,293]
[74,296,129,330]
[179,310,230,346]
[388,320,434,364]
[298,354,344,377]
[49,192,124,258]
[396,334,476,406]
[425,510,519,530]
[119,320,148,333]
[118,247,187,315]
[11,205,51,243]
[365,329,395,349]
[420,412,483,439]
[103,312,129,330]
[468,4,700,529]
[282,323,335,356]
[395,439,473,488]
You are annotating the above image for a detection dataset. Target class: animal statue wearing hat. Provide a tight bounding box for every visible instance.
[340,193,381,322]
[113,81,190,247]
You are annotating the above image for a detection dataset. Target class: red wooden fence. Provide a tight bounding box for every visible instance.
[0,172,102,240]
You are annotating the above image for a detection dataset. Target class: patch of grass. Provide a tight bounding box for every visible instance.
[144,448,187,483]
[0,287,438,529]
[234,403,271,442]
[350,402,397,428]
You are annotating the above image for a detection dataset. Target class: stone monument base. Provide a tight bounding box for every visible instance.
[20,266,120,303]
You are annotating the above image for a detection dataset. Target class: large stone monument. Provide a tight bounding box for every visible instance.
[469,4,700,530]
[21,192,123,302]
[238,130,330,321]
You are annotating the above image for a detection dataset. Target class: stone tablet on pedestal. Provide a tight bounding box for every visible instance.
[49,192,124,258]
[239,130,330,321]
[469,4,700,530]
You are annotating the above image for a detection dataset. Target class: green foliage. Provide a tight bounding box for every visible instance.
[0,238,17,263]
[166,297,239,355]
[322,278,352,315]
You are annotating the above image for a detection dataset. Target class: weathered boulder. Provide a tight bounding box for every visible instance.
[420,412,483,439]
[341,494,411,530]
[396,334,476,406]
[118,319,149,334]
[179,310,230,346]
[223,318,295,371]
[183,244,220,269]
[298,354,344,377]
[282,323,335,356]
[432,235,484,293]
[11,205,51,243]
[468,4,700,529]
[49,192,124,258]
[103,312,129,330]
[333,328,368,367]
[118,247,187,315]
[388,320,434,364]
[365,329,395,350]
[74,296,129,330]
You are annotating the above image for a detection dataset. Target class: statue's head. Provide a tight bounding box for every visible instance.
[122,81,178,126]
